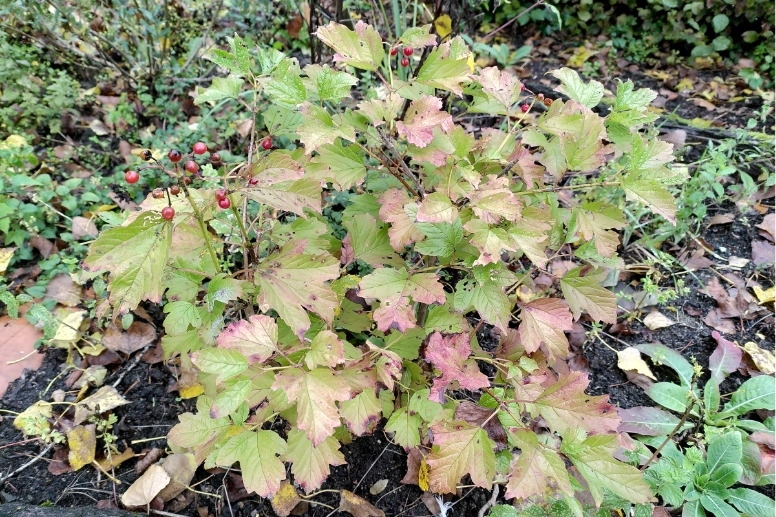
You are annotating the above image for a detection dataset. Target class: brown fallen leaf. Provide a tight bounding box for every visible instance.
[643,309,675,330]
[121,464,171,508]
[67,424,97,471]
[751,240,775,266]
[658,129,686,149]
[691,98,716,111]
[680,248,713,270]
[652,507,671,517]
[339,490,385,517]
[157,452,197,502]
[96,499,120,510]
[45,274,82,307]
[72,216,99,240]
[102,321,156,354]
[708,213,735,226]
[49,447,73,475]
[135,447,164,474]
[29,235,57,259]
[97,448,136,471]
[272,481,303,517]
[400,447,423,486]
[756,213,775,242]
[703,309,737,334]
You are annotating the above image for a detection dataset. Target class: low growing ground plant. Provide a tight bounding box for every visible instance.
[82,23,689,509]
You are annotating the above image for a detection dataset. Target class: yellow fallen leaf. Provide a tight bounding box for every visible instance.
[73,386,130,425]
[272,481,302,517]
[67,424,97,471]
[52,309,88,347]
[567,46,598,68]
[753,286,775,304]
[179,382,204,399]
[97,448,135,471]
[617,347,657,380]
[13,401,53,436]
[0,247,16,276]
[418,457,430,491]
[434,14,452,40]
[743,342,776,375]
[675,78,695,92]
[1,135,27,149]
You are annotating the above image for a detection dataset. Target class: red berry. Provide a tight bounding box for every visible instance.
[125,170,139,184]
[193,142,207,155]
[261,138,272,150]
[161,206,175,220]
[403,47,413,56]
[184,160,199,174]
[140,149,152,161]
[390,47,398,56]
[248,176,259,186]
[170,185,181,195]
[183,177,192,185]
[210,152,221,164]
[215,188,227,201]
[521,104,530,113]
[401,57,410,67]
[218,197,231,209]
[544,98,553,107]
[168,149,182,163]
[536,93,545,101]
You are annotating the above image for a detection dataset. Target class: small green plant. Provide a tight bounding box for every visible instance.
[85,23,685,508]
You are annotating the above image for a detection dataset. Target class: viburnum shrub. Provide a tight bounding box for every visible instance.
[83,23,684,508]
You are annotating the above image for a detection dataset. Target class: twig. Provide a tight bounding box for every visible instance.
[354,442,391,491]
[477,484,500,517]
[481,0,545,42]
[0,444,52,484]
[111,345,151,388]
[640,403,694,471]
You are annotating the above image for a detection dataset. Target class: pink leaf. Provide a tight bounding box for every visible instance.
[396,96,454,148]
[216,315,278,364]
[709,331,743,386]
[517,298,574,361]
[424,332,489,402]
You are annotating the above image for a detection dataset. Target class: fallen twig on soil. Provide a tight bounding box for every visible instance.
[0,443,52,485]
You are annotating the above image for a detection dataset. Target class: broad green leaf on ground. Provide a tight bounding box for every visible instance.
[261,59,306,108]
[304,330,346,369]
[517,298,573,361]
[396,95,454,148]
[307,143,366,189]
[245,177,322,218]
[296,102,356,154]
[303,64,357,103]
[356,94,403,127]
[529,371,619,437]
[83,212,171,314]
[385,407,422,448]
[477,67,521,111]
[247,152,304,186]
[416,192,459,223]
[728,487,776,517]
[551,68,604,109]
[399,25,437,47]
[426,420,495,493]
[315,21,384,71]
[464,218,516,266]
[168,412,231,449]
[505,428,572,500]
[454,277,512,332]
[273,367,351,445]
[378,188,425,251]
[195,76,244,104]
[341,214,403,268]
[415,37,471,95]
[255,241,339,339]
[576,202,626,257]
[339,389,382,436]
[216,430,287,498]
[467,176,522,224]
[622,175,677,225]
[424,332,489,403]
[216,314,278,365]
[282,429,346,493]
[720,375,775,417]
[562,432,653,505]
[617,406,691,436]
[191,348,248,381]
[560,266,617,323]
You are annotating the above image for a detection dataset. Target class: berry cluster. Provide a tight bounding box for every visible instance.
[390,46,414,67]
[519,89,553,113]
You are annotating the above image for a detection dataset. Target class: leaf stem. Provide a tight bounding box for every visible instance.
[640,401,694,471]
[182,186,222,274]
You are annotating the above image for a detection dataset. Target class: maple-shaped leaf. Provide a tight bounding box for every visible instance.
[416,192,459,223]
[359,268,446,330]
[415,220,465,262]
[505,428,572,501]
[424,332,489,403]
[339,389,382,436]
[385,407,422,448]
[302,64,357,103]
[551,68,604,109]
[517,298,573,361]
[216,314,278,365]
[195,76,244,104]
[168,412,231,449]
[356,93,403,127]
[528,371,619,437]
[296,102,356,154]
[273,367,351,445]
[307,143,366,189]
[216,430,287,498]
[247,152,305,186]
[560,266,617,324]
[263,105,303,139]
[255,241,339,339]
[341,214,403,268]
[507,205,552,267]
[478,67,521,111]
[427,420,495,494]
[210,379,251,418]
[304,330,346,369]
[628,132,675,174]
[454,277,512,332]
[245,177,322,218]
[467,176,522,224]
[378,189,425,251]
[558,103,611,172]
[191,348,248,382]
[521,130,566,180]
[315,21,384,72]
[282,429,346,493]
[576,202,626,258]
[396,95,454,148]
[510,146,545,188]
[561,431,653,505]
[415,37,472,95]
[622,175,677,225]
[83,212,171,314]
[465,218,516,266]
[398,25,437,47]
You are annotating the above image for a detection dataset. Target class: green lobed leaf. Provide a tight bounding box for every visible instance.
[210,379,251,419]
[622,175,678,225]
[315,21,384,71]
[191,348,248,381]
[398,25,437,47]
[303,64,357,103]
[414,220,464,261]
[427,420,496,494]
[168,412,231,449]
[262,105,303,139]
[341,214,403,268]
[339,390,381,436]
[281,429,346,493]
[216,314,278,365]
[163,301,202,335]
[262,59,306,108]
[195,76,244,104]
[307,142,366,189]
[216,430,287,498]
[454,277,512,332]
[560,267,617,324]
[384,407,422,448]
[551,68,604,109]
[415,37,472,95]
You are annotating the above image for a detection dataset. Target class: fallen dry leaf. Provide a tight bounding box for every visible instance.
[51,309,88,348]
[369,479,388,495]
[658,129,686,149]
[48,447,73,475]
[742,342,776,375]
[97,448,135,471]
[157,452,197,502]
[135,447,164,474]
[72,216,99,240]
[708,213,735,226]
[29,235,57,258]
[0,313,44,396]
[339,490,385,517]
[102,321,156,354]
[45,274,82,307]
[272,481,303,517]
[121,464,171,508]
[680,248,713,270]
[643,309,675,330]
[617,347,656,380]
[400,447,423,486]
[625,370,655,390]
[421,492,443,515]
[73,386,130,425]
[751,240,775,266]
[753,286,775,304]
[704,310,736,334]
[67,424,97,471]
[72,365,107,389]
[728,256,750,269]
[756,213,775,242]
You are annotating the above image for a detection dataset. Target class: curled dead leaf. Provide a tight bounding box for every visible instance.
[157,452,197,502]
[135,447,164,474]
[102,321,156,354]
[643,309,675,330]
[742,342,776,375]
[97,447,135,472]
[72,216,99,240]
[338,490,385,517]
[121,464,170,507]
[369,479,388,495]
[272,481,302,517]
[617,347,656,380]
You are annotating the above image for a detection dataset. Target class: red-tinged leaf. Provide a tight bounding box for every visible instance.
[465,218,516,266]
[424,332,489,403]
[530,371,619,437]
[245,177,323,218]
[511,146,545,188]
[517,298,573,361]
[416,192,459,223]
[576,202,626,258]
[305,330,346,369]
[505,428,572,501]
[339,389,381,436]
[427,420,495,494]
[315,21,384,72]
[356,93,403,127]
[247,152,304,186]
[216,315,278,365]
[617,406,690,436]
[709,331,743,386]
[454,401,507,450]
[359,268,446,306]
[282,429,346,493]
[507,206,552,268]
[396,95,454,148]
[373,295,416,332]
[216,430,287,498]
[478,67,521,110]
[378,189,425,251]
[273,367,351,445]
[560,266,617,324]
[467,176,522,224]
[255,241,339,339]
